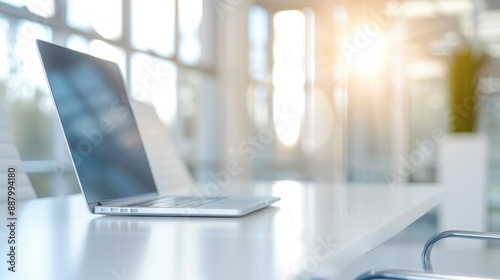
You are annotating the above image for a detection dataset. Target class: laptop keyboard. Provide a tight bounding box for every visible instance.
[126,196,223,208]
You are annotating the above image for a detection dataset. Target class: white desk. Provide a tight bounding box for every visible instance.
[0,182,444,280]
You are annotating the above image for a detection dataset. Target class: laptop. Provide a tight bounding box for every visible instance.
[36,40,279,217]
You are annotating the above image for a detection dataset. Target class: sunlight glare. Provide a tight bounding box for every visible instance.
[349,39,386,74]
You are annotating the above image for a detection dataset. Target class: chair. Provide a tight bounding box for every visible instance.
[130,101,193,195]
[0,102,36,201]
[355,230,500,280]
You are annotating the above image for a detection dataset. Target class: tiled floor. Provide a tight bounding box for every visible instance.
[334,212,500,279]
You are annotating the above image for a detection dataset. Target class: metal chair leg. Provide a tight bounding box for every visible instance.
[421,230,500,272]
[355,269,499,280]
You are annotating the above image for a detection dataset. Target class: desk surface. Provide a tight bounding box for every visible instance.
[0,182,444,280]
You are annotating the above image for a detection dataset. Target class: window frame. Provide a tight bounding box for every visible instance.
[0,0,215,195]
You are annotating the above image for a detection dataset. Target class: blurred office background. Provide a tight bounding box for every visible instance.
[1,0,500,232]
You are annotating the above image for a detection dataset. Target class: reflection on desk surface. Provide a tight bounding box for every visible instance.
[74,207,278,280]
[0,182,444,280]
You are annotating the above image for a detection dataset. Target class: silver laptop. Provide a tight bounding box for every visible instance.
[36,40,279,217]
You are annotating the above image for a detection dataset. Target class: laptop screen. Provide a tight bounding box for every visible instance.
[37,40,157,204]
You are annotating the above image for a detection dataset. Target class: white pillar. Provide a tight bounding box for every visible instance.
[438,134,489,249]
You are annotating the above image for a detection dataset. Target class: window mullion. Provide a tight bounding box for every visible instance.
[174,0,179,61]
[122,0,132,88]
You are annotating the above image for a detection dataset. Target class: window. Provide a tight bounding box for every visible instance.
[67,0,122,40]
[0,0,214,196]
[131,0,175,57]
[247,6,270,128]
[272,10,306,148]
[178,0,203,65]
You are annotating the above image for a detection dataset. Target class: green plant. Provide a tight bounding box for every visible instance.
[447,42,489,133]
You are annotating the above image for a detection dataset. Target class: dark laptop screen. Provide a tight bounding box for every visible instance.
[37,40,157,204]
